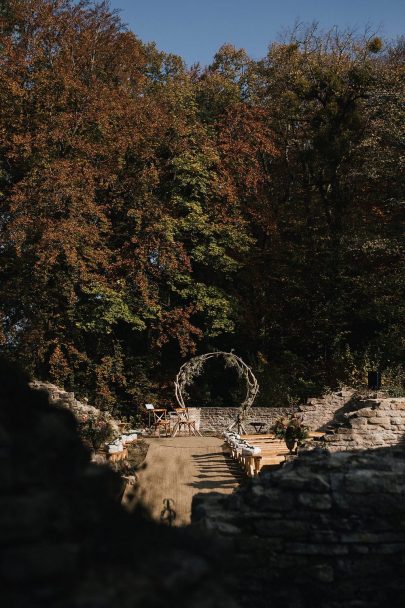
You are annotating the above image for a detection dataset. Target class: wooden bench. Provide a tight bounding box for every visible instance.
[247,432,326,476]
[106,447,128,463]
[226,430,326,477]
[229,437,289,476]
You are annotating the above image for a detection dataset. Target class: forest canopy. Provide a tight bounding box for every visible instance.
[0,0,404,413]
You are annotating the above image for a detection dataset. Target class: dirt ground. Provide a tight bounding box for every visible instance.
[128,436,242,526]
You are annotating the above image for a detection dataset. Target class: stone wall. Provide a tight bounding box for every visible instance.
[325,397,405,451]
[193,393,405,455]
[0,360,237,608]
[30,380,120,435]
[32,381,405,452]
[29,383,351,437]
[297,388,355,430]
[192,446,405,608]
[192,389,355,434]
[194,406,291,433]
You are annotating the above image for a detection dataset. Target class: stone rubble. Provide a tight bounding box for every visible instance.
[192,391,405,607]
[1,363,238,608]
[30,380,120,435]
[324,398,405,451]
[192,445,405,608]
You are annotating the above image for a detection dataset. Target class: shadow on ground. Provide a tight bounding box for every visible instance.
[188,451,244,490]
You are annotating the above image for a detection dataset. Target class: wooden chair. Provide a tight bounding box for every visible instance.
[152,409,171,437]
[171,408,202,437]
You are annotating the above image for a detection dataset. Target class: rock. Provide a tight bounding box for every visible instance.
[192,442,405,607]
[344,471,403,494]
[297,492,332,510]
[0,543,79,582]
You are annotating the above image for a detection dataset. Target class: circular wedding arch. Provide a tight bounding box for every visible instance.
[174,351,259,423]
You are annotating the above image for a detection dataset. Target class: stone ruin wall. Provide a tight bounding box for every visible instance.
[324,397,405,451]
[297,388,355,430]
[1,373,237,608]
[191,391,405,453]
[189,406,291,433]
[192,446,405,607]
[32,381,405,452]
[29,383,356,434]
[30,380,103,417]
[30,380,120,434]
[19,379,405,607]
[192,392,405,607]
[190,389,354,434]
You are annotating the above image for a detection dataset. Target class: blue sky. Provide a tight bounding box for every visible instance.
[108,0,404,66]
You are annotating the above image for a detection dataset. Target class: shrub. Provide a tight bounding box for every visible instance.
[271,415,309,443]
[77,412,115,451]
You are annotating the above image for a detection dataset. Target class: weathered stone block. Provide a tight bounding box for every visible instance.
[253,518,310,539]
[0,493,54,543]
[278,472,330,493]
[309,530,340,543]
[205,519,241,535]
[356,409,375,418]
[0,543,79,582]
[349,418,369,429]
[373,543,405,554]
[258,488,295,510]
[308,563,335,583]
[368,417,390,425]
[298,492,332,510]
[345,471,403,494]
[286,542,349,556]
[340,531,404,543]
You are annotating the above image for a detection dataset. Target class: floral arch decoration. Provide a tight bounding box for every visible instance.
[174,351,259,428]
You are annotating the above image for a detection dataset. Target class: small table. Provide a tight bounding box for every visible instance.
[250,421,266,434]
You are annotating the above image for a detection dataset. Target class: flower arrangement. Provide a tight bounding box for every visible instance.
[271,415,309,452]
[78,412,115,451]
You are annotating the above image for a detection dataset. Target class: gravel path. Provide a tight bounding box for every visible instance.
[134,436,242,526]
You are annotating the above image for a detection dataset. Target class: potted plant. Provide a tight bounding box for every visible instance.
[271,415,309,454]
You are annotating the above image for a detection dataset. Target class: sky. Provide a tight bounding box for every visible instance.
[108,0,405,66]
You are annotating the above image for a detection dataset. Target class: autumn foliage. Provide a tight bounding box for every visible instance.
[1,1,404,412]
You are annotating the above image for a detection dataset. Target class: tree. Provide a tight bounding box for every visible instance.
[0,0,253,411]
[238,25,404,398]
[1,8,403,410]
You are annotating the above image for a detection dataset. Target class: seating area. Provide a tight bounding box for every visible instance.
[146,404,202,438]
[223,430,325,476]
